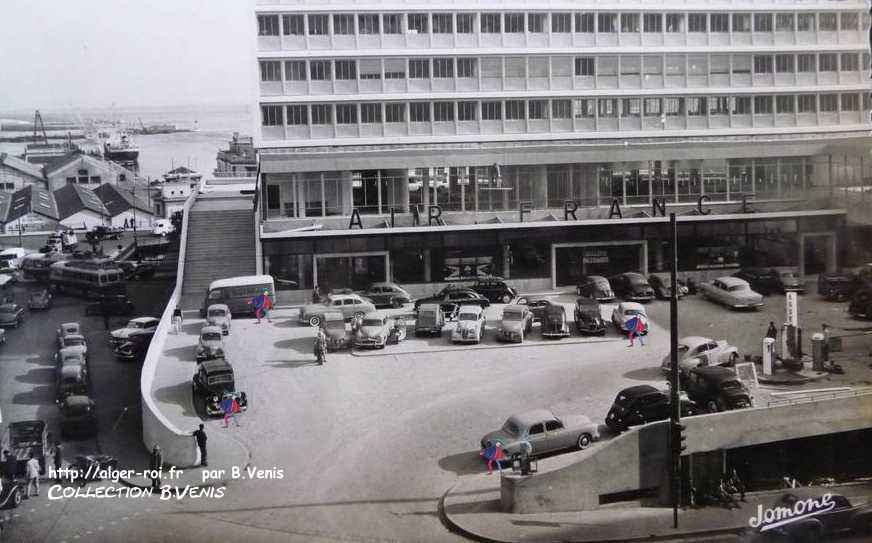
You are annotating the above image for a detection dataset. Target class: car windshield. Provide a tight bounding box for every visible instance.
[624,309,643,316]
[65,338,84,346]
[201,333,221,342]
[64,404,92,416]
[126,321,145,329]
[629,276,648,286]
[780,272,798,280]
[592,278,608,287]
[459,313,478,321]
[207,373,233,386]
[503,311,523,321]
[362,318,384,327]
[501,420,520,436]
[0,255,13,262]
[418,311,436,324]
[721,380,744,391]
[62,355,82,364]
[728,285,748,292]
[208,310,226,317]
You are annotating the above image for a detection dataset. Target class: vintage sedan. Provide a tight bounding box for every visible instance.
[57,334,88,361]
[648,273,685,300]
[360,283,413,308]
[114,333,153,362]
[541,304,570,338]
[192,358,248,417]
[660,336,740,375]
[27,289,53,310]
[682,366,753,413]
[497,305,533,343]
[354,312,404,349]
[470,277,517,304]
[451,305,486,344]
[609,273,655,302]
[0,478,24,509]
[575,275,615,302]
[733,268,783,296]
[414,304,445,337]
[321,311,351,350]
[58,394,98,438]
[760,493,872,541]
[515,297,553,323]
[195,326,225,362]
[57,322,82,346]
[56,365,89,401]
[299,294,376,326]
[0,304,24,328]
[55,349,87,380]
[480,408,600,458]
[818,270,862,301]
[413,287,490,315]
[699,276,764,309]
[776,269,806,294]
[605,385,698,433]
[109,317,160,349]
[574,298,606,335]
[205,303,232,335]
[610,302,649,335]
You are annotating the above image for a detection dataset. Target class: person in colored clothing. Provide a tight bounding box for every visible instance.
[220,395,240,428]
[249,289,273,324]
[480,442,505,475]
[25,452,39,498]
[626,316,646,347]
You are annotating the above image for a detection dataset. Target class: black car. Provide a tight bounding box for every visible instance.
[85,225,122,241]
[574,297,606,335]
[575,275,615,302]
[605,385,698,433]
[541,304,570,338]
[0,479,23,509]
[413,286,490,315]
[117,261,156,281]
[776,270,805,294]
[192,358,248,417]
[681,366,753,413]
[516,297,553,323]
[58,394,98,438]
[84,294,135,316]
[609,273,655,302]
[818,271,861,301]
[113,331,155,362]
[732,268,782,296]
[648,273,685,300]
[848,287,872,319]
[359,283,413,308]
[470,277,517,304]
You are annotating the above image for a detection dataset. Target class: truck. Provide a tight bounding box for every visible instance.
[2,420,48,477]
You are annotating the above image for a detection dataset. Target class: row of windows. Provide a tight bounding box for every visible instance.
[261,93,867,125]
[260,52,869,82]
[258,11,864,36]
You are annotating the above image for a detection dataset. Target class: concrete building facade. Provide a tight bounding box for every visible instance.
[44,152,136,192]
[0,153,45,192]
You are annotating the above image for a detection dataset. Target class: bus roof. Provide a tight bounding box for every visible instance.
[0,248,28,256]
[208,275,275,291]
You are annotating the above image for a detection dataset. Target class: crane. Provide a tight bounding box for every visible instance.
[32,110,48,144]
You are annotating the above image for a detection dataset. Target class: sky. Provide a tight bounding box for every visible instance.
[0,0,252,112]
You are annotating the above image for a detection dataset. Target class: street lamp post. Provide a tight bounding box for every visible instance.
[669,213,683,529]
[17,218,23,248]
[132,183,138,252]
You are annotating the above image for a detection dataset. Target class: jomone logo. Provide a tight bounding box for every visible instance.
[749,493,836,532]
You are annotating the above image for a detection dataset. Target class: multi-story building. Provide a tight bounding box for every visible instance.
[252,0,872,300]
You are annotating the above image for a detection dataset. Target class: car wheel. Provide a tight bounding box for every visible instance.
[501,294,512,304]
[705,400,719,413]
[308,315,321,327]
[577,433,593,450]
[10,488,21,508]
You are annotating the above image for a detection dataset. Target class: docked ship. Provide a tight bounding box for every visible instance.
[103,132,139,163]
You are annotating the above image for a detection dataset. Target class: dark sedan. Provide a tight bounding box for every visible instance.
[648,273,685,300]
[605,385,698,433]
[413,287,490,316]
[818,271,860,301]
[575,275,615,302]
[732,268,783,296]
[360,283,413,308]
[609,273,655,302]
[0,304,24,328]
[516,297,553,323]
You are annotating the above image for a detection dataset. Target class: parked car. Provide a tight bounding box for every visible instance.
[515,297,553,323]
[575,275,615,302]
[611,302,649,335]
[660,336,740,375]
[113,332,153,362]
[732,268,783,296]
[117,260,156,281]
[574,297,606,335]
[192,358,248,417]
[56,365,89,401]
[541,304,570,338]
[609,273,655,302]
[480,408,600,458]
[698,276,764,310]
[354,312,405,349]
[57,322,82,346]
[681,366,753,413]
[314,311,349,351]
[497,305,533,343]
[57,334,88,361]
[299,294,377,326]
[414,304,445,337]
[0,304,24,328]
[648,273,685,300]
[470,277,517,304]
[84,294,135,316]
[86,225,122,241]
[109,317,160,349]
[55,349,87,381]
[451,305,486,344]
[195,326,226,362]
[359,283,413,309]
[0,479,24,509]
[776,269,805,294]
[760,493,872,541]
[817,271,859,301]
[413,287,490,316]
[605,385,698,433]
[205,303,232,335]
[58,395,98,438]
[27,289,52,310]
[848,287,872,319]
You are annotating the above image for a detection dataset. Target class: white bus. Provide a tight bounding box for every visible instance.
[200,275,275,318]
[49,259,125,297]
[0,248,30,273]
[21,253,68,281]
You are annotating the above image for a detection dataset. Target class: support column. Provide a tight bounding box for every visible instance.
[377,170,383,214]
[422,169,430,209]
[341,171,354,216]
[533,165,547,209]
[423,249,432,282]
[502,244,511,279]
[297,255,306,289]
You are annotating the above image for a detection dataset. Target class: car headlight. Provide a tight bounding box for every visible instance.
[196,346,204,354]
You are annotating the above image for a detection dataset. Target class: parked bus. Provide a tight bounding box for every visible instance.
[49,259,125,297]
[200,275,275,317]
[0,248,31,274]
[21,253,68,282]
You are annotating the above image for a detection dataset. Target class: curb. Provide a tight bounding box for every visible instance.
[438,484,495,543]
[351,336,622,357]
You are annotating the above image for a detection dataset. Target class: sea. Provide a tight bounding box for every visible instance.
[0,104,252,181]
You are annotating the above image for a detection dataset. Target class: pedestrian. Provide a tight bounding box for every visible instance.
[766,321,778,340]
[220,395,240,428]
[149,444,162,491]
[480,441,505,475]
[52,441,63,482]
[248,288,273,324]
[172,307,183,334]
[24,452,39,498]
[311,285,321,304]
[193,424,208,466]
[2,450,17,480]
[626,316,646,347]
[729,467,746,502]
[822,323,831,361]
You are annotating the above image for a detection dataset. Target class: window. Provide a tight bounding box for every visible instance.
[598,56,618,76]
[754,95,773,114]
[360,103,382,123]
[505,57,525,78]
[575,13,594,33]
[385,103,406,122]
[359,59,381,80]
[310,60,331,80]
[598,13,617,33]
[287,105,308,125]
[710,54,729,74]
[775,13,794,31]
[621,13,639,33]
[576,99,595,118]
[621,98,640,117]
[710,13,729,32]
[710,96,730,115]
[731,96,750,114]
[775,54,794,73]
[841,53,859,71]
[457,101,477,121]
[797,54,815,72]
[409,103,430,122]
[551,99,571,119]
[481,58,502,79]
[261,105,283,126]
[285,61,306,81]
[504,13,524,33]
[865,53,871,71]
[552,13,571,33]
[283,14,304,35]
[409,59,430,79]
[407,13,428,33]
[797,95,816,113]
[89,176,100,184]
[793,13,813,32]
[528,100,547,119]
[505,100,525,120]
[310,104,332,124]
[732,55,751,74]
[776,95,794,113]
[258,15,279,36]
[687,97,706,116]
[754,13,773,32]
[481,13,501,33]
[358,14,379,34]
[528,57,548,78]
[644,55,663,75]
[308,14,328,35]
[260,61,281,82]
[688,13,707,32]
[841,93,859,111]
[643,13,662,32]
[841,12,859,30]
[687,55,706,76]
[754,55,773,74]
[383,14,402,34]
[596,98,615,117]
[665,13,684,33]
[432,58,454,78]
[818,53,837,72]
[664,97,684,116]
[333,14,354,35]
[643,98,661,116]
[819,13,837,31]
[456,14,474,33]
[457,58,477,78]
[433,102,454,121]
[732,13,750,32]
[575,57,595,76]
[481,101,502,120]
[544,420,563,432]
[527,13,545,33]
[334,60,356,80]
[819,94,838,112]
[665,55,684,75]
[432,14,453,33]
[529,423,544,435]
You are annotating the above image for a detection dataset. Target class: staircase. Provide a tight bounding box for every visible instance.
[180,194,257,309]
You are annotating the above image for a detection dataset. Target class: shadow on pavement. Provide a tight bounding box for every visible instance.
[13,386,55,405]
[164,345,195,361]
[15,367,55,384]
[181,322,203,335]
[438,451,489,476]
[272,318,304,329]
[622,367,667,381]
[274,336,315,352]
[264,358,321,369]
[153,382,197,417]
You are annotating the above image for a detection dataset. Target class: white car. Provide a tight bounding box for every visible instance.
[610,302,649,334]
[109,317,160,349]
[451,305,486,344]
[152,220,175,236]
[660,336,740,374]
[698,276,764,309]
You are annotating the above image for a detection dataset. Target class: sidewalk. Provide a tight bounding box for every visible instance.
[440,474,872,543]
